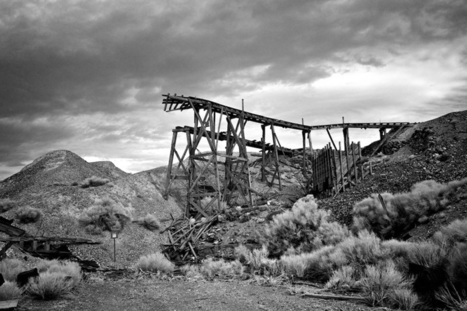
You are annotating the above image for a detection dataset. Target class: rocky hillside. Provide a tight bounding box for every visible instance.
[321,110,467,237]
[0,150,183,267]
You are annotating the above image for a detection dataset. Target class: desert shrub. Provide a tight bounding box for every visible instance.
[337,231,387,271]
[0,198,15,213]
[26,271,76,300]
[135,253,174,274]
[15,206,43,224]
[433,218,467,247]
[391,288,420,310]
[325,265,358,292]
[133,214,161,232]
[281,245,341,281]
[78,198,132,234]
[262,195,350,257]
[198,258,244,279]
[359,260,414,308]
[352,178,467,239]
[447,243,467,299]
[79,176,109,188]
[0,258,26,282]
[26,260,81,300]
[35,260,81,286]
[234,245,282,276]
[436,284,467,311]
[0,281,23,301]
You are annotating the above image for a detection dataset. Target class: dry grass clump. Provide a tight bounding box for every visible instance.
[26,260,82,300]
[15,206,43,224]
[0,281,23,301]
[135,253,174,274]
[79,175,109,188]
[234,245,282,276]
[262,195,350,257]
[78,198,132,234]
[133,214,161,232]
[0,198,15,213]
[197,258,244,279]
[352,178,467,238]
[0,258,26,282]
[359,260,416,309]
[433,218,467,246]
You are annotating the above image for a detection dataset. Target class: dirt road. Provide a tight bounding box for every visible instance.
[19,277,373,311]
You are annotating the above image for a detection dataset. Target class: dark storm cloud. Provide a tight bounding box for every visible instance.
[0,0,466,179]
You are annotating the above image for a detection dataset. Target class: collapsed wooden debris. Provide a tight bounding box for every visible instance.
[0,216,101,270]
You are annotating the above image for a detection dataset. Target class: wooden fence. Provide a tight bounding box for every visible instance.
[311,141,373,196]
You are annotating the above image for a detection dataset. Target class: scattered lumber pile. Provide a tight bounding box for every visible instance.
[161,204,285,265]
[161,215,223,263]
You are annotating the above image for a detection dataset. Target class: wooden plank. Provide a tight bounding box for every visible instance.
[0,222,26,237]
[326,128,338,151]
[352,142,358,183]
[0,300,18,309]
[339,142,345,192]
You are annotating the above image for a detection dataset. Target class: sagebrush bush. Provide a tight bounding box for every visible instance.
[198,258,244,279]
[234,245,281,276]
[262,195,350,257]
[0,281,23,301]
[281,245,339,281]
[26,260,82,300]
[133,214,161,232]
[325,265,358,291]
[135,253,174,274]
[26,271,75,300]
[0,258,26,282]
[35,260,81,286]
[0,198,15,213]
[359,260,414,308]
[79,198,132,234]
[352,178,467,238]
[391,288,420,310]
[433,218,467,247]
[15,206,43,224]
[79,176,109,188]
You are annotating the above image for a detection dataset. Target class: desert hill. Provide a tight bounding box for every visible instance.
[0,150,183,266]
[321,109,467,237]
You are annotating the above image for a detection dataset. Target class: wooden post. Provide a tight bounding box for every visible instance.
[271,125,282,190]
[308,131,313,155]
[261,125,266,182]
[339,141,344,192]
[352,142,358,183]
[326,128,338,151]
[302,130,307,173]
[330,145,338,194]
[164,130,178,199]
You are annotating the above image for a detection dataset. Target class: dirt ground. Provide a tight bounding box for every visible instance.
[18,276,374,311]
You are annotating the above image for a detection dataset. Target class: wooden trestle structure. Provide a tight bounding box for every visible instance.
[162,94,415,216]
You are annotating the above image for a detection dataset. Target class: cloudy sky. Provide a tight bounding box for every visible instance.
[1,0,467,180]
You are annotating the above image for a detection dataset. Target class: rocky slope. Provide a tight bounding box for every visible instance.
[320,110,467,237]
[0,150,183,267]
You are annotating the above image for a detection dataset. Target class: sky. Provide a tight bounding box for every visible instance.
[1,0,467,180]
